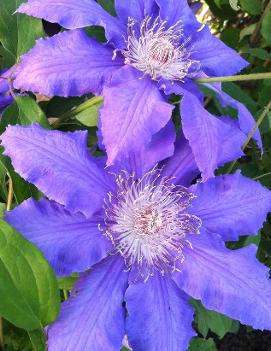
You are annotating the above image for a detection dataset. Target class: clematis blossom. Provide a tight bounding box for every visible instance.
[0,71,13,114]
[13,0,258,178]
[2,123,271,351]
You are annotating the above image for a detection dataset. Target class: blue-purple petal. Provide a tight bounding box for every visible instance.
[48,255,128,350]
[174,230,271,330]
[211,83,262,150]
[17,0,126,47]
[189,171,271,241]
[181,92,246,180]
[160,131,199,187]
[5,198,111,277]
[125,274,195,351]
[191,26,248,77]
[115,0,158,24]
[14,30,123,97]
[108,121,176,178]
[101,66,174,166]
[156,0,200,34]
[1,124,113,218]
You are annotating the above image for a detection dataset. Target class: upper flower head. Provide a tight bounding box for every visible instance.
[2,124,271,351]
[123,16,199,81]
[13,0,254,172]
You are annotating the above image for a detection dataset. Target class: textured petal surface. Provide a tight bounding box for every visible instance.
[181,92,246,180]
[189,172,271,241]
[115,0,158,23]
[109,121,176,178]
[17,0,126,47]
[101,66,174,166]
[14,30,123,97]
[1,124,113,218]
[5,198,111,277]
[156,0,200,34]
[174,231,271,330]
[126,274,195,351]
[48,256,128,351]
[214,85,262,149]
[191,26,248,77]
[161,131,199,187]
[0,70,14,112]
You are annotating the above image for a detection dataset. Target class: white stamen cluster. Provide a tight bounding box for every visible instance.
[122,16,199,81]
[102,168,201,281]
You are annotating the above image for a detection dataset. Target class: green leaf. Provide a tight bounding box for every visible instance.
[240,0,263,15]
[239,23,256,41]
[97,0,116,16]
[28,329,46,351]
[261,11,271,45]
[57,274,78,290]
[15,96,50,128]
[188,338,217,351]
[243,48,271,61]
[75,102,101,127]
[0,219,60,330]
[0,0,44,65]
[192,300,239,338]
[229,0,239,11]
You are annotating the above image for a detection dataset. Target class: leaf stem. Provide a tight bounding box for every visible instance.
[6,177,13,211]
[253,171,271,181]
[227,100,271,173]
[195,72,271,83]
[52,96,103,129]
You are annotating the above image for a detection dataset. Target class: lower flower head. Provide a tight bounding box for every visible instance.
[102,168,201,281]
[123,16,200,81]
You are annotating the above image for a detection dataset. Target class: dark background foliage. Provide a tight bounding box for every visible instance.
[0,0,271,350]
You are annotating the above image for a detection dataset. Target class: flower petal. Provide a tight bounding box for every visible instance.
[108,121,176,178]
[191,26,248,77]
[5,198,110,277]
[48,255,128,351]
[1,124,113,218]
[156,0,200,34]
[115,0,158,24]
[17,0,126,47]
[189,171,271,241]
[160,132,199,187]
[125,274,195,351]
[159,79,204,103]
[174,230,271,330]
[14,30,123,97]
[181,92,246,181]
[213,84,262,150]
[101,66,174,166]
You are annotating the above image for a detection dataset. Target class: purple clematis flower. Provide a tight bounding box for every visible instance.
[13,0,258,179]
[2,123,271,351]
[0,71,13,114]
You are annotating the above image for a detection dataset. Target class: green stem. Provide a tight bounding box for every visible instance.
[254,171,271,181]
[6,177,13,212]
[63,289,68,301]
[52,96,103,128]
[195,72,271,84]
[227,100,271,173]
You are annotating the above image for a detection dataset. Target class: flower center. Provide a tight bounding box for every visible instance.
[102,168,201,281]
[122,16,199,81]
